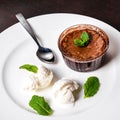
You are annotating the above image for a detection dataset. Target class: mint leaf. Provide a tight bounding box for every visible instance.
[74,38,87,47]
[84,76,100,98]
[29,95,53,116]
[74,31,90,47]
[80,31,89,42]
[19,64,38,73]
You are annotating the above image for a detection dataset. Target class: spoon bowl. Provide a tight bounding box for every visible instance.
[36,47,55,63]
[16,13,55,63]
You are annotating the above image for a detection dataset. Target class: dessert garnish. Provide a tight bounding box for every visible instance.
[84,76,100,98]
[74,31,90,47]
[19,64,38,73]
[29,95,53,116]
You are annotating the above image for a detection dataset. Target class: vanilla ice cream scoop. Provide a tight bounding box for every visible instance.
[52,78,79,104]
[25,65,53,91]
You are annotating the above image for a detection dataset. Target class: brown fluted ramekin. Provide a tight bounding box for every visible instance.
[58,24,109,72]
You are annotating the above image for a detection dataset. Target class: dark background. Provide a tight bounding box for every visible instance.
[0,0,120,32]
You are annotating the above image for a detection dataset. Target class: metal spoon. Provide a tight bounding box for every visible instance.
[16,13,55,63]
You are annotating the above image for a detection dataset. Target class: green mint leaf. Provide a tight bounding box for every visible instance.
[19,64,38,73]
[74,38,87,47]
[80,31,89,42]
[74,31,90,47]
[84,76,100,98]
[29,95,53,116]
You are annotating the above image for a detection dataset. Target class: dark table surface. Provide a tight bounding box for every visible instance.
[0,0,120,33]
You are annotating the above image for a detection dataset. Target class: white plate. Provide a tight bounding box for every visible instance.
[0,13,120,120]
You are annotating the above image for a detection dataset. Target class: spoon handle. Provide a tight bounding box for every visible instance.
[16,13,41,48]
